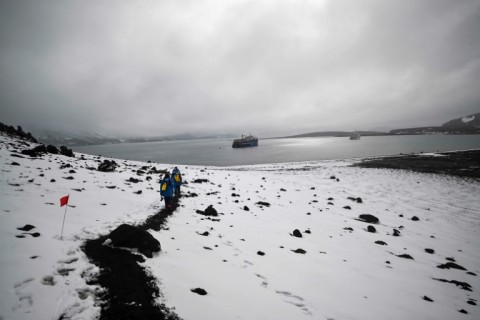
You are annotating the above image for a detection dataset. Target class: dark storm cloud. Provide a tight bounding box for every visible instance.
[1,0,479,137]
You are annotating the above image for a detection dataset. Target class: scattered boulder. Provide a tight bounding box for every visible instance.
[397,254,414,260]
[17,224,35,231]
[425,248,435,254]
[411,216,420,221]
[191,288,207,295]
[60,146,74,157]
[423,296,434,302]
[292,248,306,254]
[243,206,250,211]
[257,251,265,256]
[375,240,387,245]
[393,229,401,237]
[129,177,141,183]
[367,225,376,233]
[357,214,379,224]
[256,201,270,207]
[196,205,218,217]
[21,149,38,157]
[292,229,303,238]
[98,160,117,172]
[107,224,161,258]
[192,179,209,184]
[46,145,59,154]
[343,227,354,231]
[343,206,351,210]
[437,262,467,270]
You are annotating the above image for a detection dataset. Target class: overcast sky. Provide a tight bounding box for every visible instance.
[1,0,479,137]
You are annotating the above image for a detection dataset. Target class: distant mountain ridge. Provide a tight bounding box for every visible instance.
[389,112,480,135]
[33,130,236,147]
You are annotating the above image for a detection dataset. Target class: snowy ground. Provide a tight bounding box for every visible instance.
[1,132,479,319]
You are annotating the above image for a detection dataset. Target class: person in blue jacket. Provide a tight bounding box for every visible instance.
[160,172,174,209]
[172,166,182,195]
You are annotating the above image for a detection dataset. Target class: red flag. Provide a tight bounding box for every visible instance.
[60,195,69,207]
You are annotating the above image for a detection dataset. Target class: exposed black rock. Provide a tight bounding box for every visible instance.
[196,205,218,217]
[357,214,379,224]
[397,254,414,260]
[98,160,117,172]
[292,229,303,238]
[425,248,435,254]
[21,149,38,157]
[46,145,59,154]
[432,278,472,291]
[60,146,74,157]
[423,296,434,302]
[437,262,467,270]
[243,205,250,211]
[458,309,468,314]
[107,224,161,258]
[256,201,270,207]
[393,229,401,237]
[375,240,387,245]
[257,251,265,256]
[411,216,420,221]
[192,179,209,183]
[292,248,306,254]
[129,177,141,183]
[17,224,35,231]
[134,190,142,195]
[343,206,351,210]
[367,225,376,233]
[191,288,207,295]
[343,227,354,231]
[11,162,20,166]
[199,231,209,236]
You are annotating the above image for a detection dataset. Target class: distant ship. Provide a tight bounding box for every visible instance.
[349,132,361,140]
[232,134,258,148]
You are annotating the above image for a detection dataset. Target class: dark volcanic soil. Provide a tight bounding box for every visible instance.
[354,149,480,178]
[82,196,182,320]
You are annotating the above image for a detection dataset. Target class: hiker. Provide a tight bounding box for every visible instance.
[159,172,174,209]
[172,166,182,195]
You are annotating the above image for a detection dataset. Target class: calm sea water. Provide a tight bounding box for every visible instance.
[75,135,480,167]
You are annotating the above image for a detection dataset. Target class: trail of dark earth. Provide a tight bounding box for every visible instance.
[81,196,182,320]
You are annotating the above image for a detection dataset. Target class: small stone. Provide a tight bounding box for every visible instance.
[375,240,387,245]
[257,251,265,256]
[367,225,376,233]
[292,229,303,238]
[425,248,435,254]
[191,288,207,295]
[411,216,420,221]
[423,296,433,302]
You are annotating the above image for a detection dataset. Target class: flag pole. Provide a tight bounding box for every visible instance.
[60,194,69,240]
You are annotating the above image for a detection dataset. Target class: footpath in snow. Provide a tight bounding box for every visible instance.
[0,132,479,320]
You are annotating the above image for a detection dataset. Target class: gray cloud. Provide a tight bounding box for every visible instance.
[1,0,479,137]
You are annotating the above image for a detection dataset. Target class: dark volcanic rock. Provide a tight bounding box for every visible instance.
[437,262,467,270]
[98,160,117,172]
[423,296,434,302]
[343,227,354,231]
[196,205,218,217]
[292,248,307,254]
[367,225,376,233]
[292,229,303,238]
[257,251,265,256]
[432,279,472,291]
[256,201,271,207]
[46,145,59,154]
[397,254,414,260]
[343,206,351,210]
[17,224,36,231]
[411,216,420,221]
[60,146,74,157]
[21,149,38,157]
[375,240,387,245]
[243,205,250,211]
[393,229,401,237]
[108,224,161,258]
[358,214,379,224]
[191,288,207,295]
[425,248,435,254]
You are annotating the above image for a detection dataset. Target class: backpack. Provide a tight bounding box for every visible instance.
[174,174,181,183]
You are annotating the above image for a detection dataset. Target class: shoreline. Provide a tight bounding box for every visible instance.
[354,149,480,178]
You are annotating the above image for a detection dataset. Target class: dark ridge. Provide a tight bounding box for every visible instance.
[0,122,38,143]
[82,196,182,320]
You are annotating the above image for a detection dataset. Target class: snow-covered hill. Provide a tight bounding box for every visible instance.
[0,132,479,320]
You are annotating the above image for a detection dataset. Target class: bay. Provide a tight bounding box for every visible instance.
[75,134,480,167]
